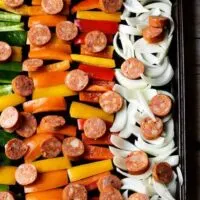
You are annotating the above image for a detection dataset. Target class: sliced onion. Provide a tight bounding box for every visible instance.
[143,88,158,101]
[164,155,179,167]
[109,146,130,158]
[167,172,177,197]
[122,190,129,200]
[119,24,142,36]
[124,0,149,14]
[145,2,171,15]
[157,90,175,102]
[176,167,183,186]
[113,156,127,170]
[162,114,172,123]
[121,8,131,20]
[142,136,165,146]
[150,195,160,200]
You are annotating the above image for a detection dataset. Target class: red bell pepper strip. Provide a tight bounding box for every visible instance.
[79,92,102,104]
[74,19,118,34]
[78,64,115,81]
[85,80,115,92]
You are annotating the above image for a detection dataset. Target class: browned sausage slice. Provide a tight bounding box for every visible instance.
[12,75,34,97]
[5,138,28,160]
[128,193,149,200]
[99,186,123,200]
[15,164,37,186]
[0,41,12,61]
[40,137,62,158]
[97,174,122,192]
[40,115,66,131]
[56,21,78,41]
[0,192,15,200]
[149,16,168,28]
[99,91,123,114]
[4,0,24,8]
[65,69,89,92]
[149,94,172,117]
[99,0,123,13]
[152,162,173,184]
[125,151,149,175]
[84,31,107,53]
[28,24,51,46]
[62,137,85,158]
[41,0,64,15]
[142,26,164,43]
[22,59,44,72]
[140,117,163,140]
[121,58,145,80]
[16,112,37,138]
[62,183,88,200]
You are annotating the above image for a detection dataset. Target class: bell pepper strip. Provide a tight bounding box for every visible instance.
[77,11,121,22]
[74,33,113,45]
[31,71,67,88]
[32,85,77,99]
[68,159,113,182]
[74,171,111,191]
[10,46,22,62]
[0,185,9,192]
[32,0,71,5]
[78,64,115,81]
[43,60,70,72]
[24,170,68,193]
[79,92,102,104]
[71,54,115,68]
[80,45,114,59]
[70,102,114,123]
[28,15,67,27]
[82,145,113,161]
[81,133,112,145]
[71,0,99,14]
[85,80,114,92]
[37,125,77,137]
[0,93,25,112]
[0,166,16,185]
[74,19,118,34]
[26,189,63,200]
[23,97,67,113]
[31,157,71,173]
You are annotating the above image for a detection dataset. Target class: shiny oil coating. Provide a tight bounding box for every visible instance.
[4,0,24,8]
[149,16,168,28]
[41,0,64,14]
[128,193,149,200]
[99,186,123,200]
[0,192,15,200]
[0,41,12,61]
[22,59,44,72]
[99,0,123,13]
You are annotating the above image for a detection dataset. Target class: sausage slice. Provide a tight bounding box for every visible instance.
[15,164,37,186]
[41,0,64,14]
[125,151,149,175]
[97,174,122,192]
[0,192,15,200]
[40,137,62,158]
[128,193,149,200]
[16,112,37,138]
[121,58,145,80]
[5,138,28,160]
[62,183,88,200]
[22,59,44,72]
[140,117,163,140]
[12,75,34,97]
[99,0,123,13]
[99,186,123,200]
[149,16,168,28]
[149,94,172,117]
[85,31,107,53]
[28,24,51,46]
[83,117,106,139]
[152,162,173,184]
[0,41,12,61]
[99,91,123,114]
[40,115,66,131]
[4,0,24,8]
[62,137,85,158]
[56,21,78,41]
[65,69,89,92]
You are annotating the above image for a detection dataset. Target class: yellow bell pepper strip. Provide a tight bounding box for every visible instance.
[43,60,70,72]
[28,15,67,27]
[32,85,77,99]
[11,46,22,62]
[70,102,114,123]
[24,170,68,193]
[23,97,67,114]
[68,159,113,182]
[80,45,114,59]
[31,157,71,173]
[77,11,121,22]
[0,93,25,112]
[32,0,71,6]
[26,189,63,200]
[71,54,115,68]
[0,166,16,185]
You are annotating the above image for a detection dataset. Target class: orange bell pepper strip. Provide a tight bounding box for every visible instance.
[26,189,63,200]
[23,97,67,113]
[31,71,67,88]
[80,45,114,59]
[74,171,110,191]
[85,80,114,92]
[43,60,70,72]
[24,170,68,193]
[79,92,102,104]
[32,0,71,5]
[71,0,100,14]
